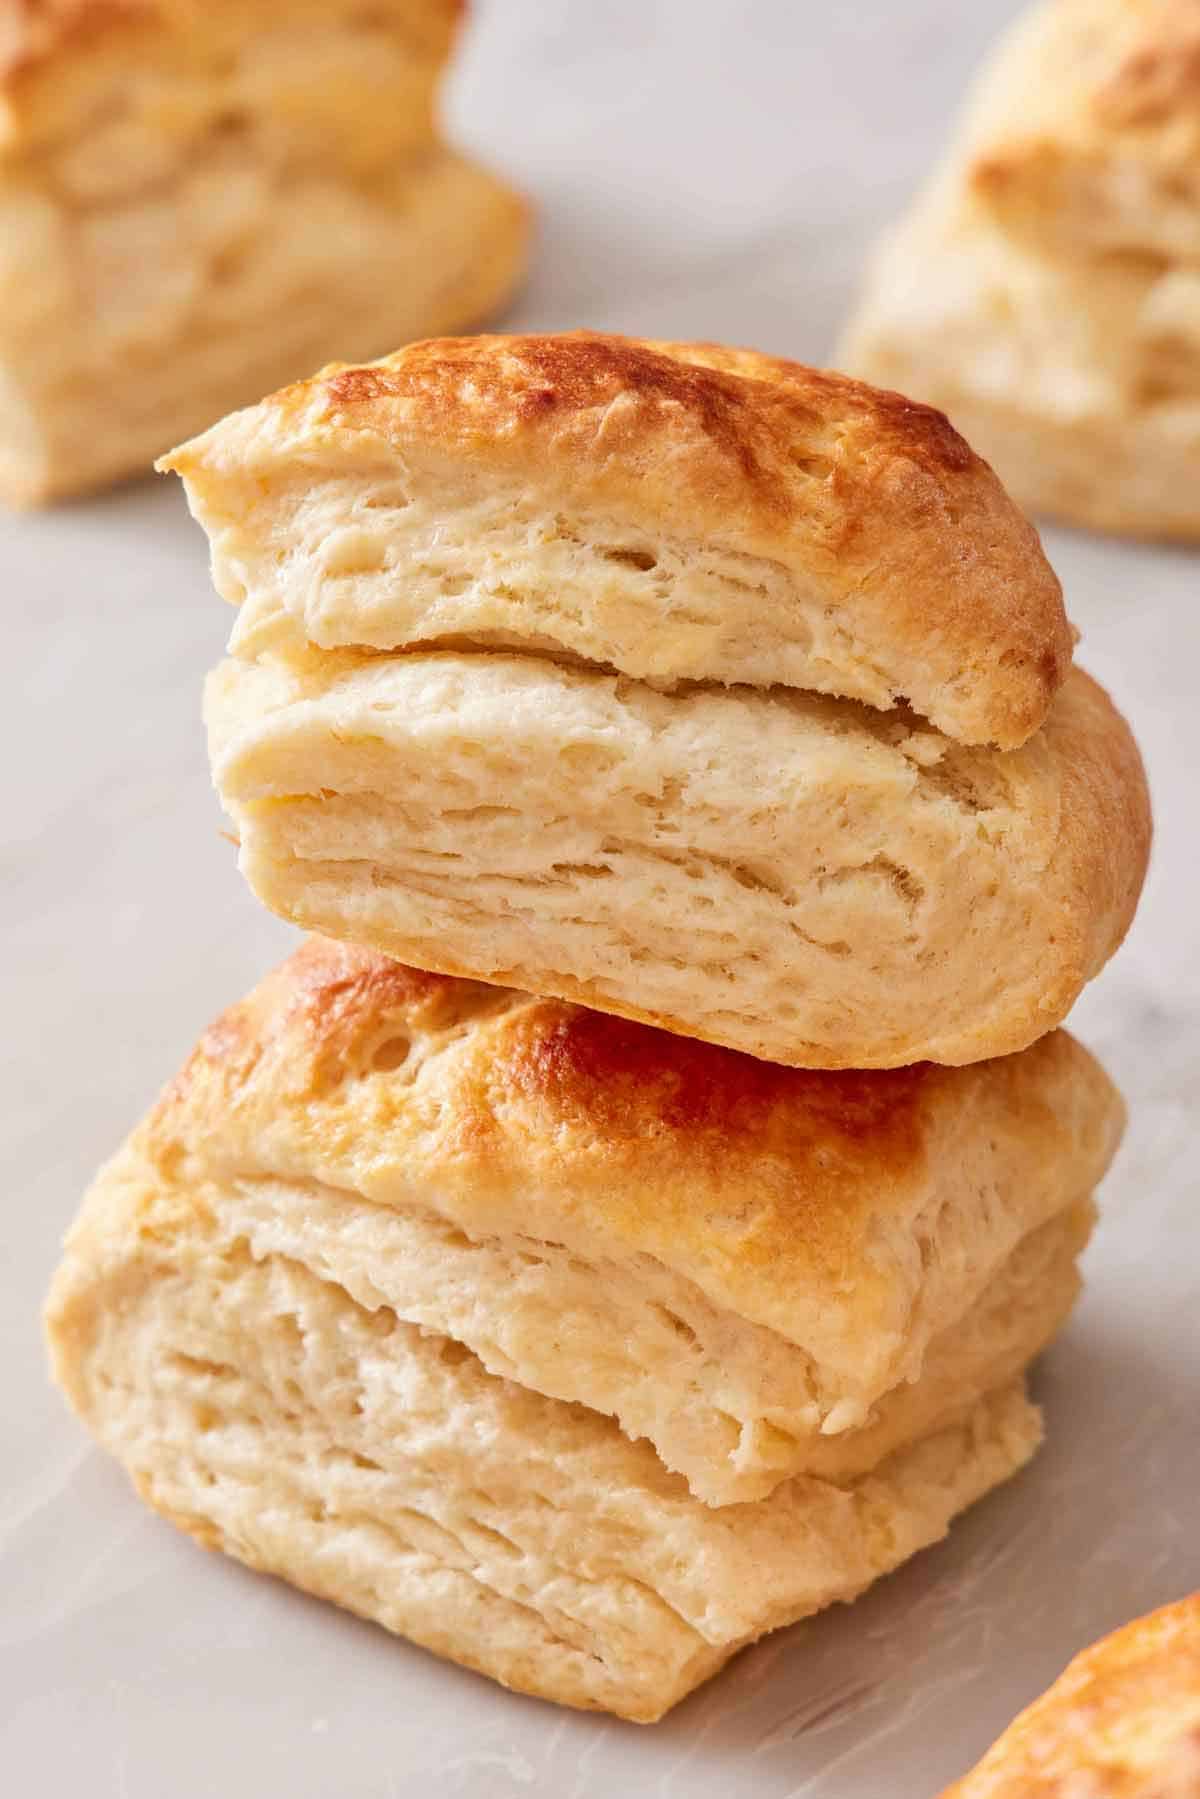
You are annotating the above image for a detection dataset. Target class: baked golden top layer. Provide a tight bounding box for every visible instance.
[163,331,1072,748]
[943,1592,1200,1797]
[139,936,1124,1367]
[0,0,148,81]
[0,0,463,77]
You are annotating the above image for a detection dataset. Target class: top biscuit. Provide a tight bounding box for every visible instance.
[162,331,1073,748]
[963,0,1200,260]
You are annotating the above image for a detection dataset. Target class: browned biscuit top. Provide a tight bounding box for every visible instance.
[166,331,1072,749]
[0,0,464,82]
[144,935,1125,1342]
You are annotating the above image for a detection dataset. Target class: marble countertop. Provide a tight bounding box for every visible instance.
[3,3,1197,1794]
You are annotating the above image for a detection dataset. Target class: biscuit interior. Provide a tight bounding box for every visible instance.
[205,611,1149,1068]
[46,1136,1044,1722]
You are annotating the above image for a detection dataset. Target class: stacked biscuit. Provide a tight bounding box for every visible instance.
[0,0,527,505]
[840,0,1200,541]
[46,335,1151,1723]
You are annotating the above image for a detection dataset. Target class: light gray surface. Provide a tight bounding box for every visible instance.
[2,3,1197,1794]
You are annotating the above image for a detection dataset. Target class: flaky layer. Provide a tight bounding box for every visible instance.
[206,621,1149,1067]
[942,1592,1200,1797]
[0,145,528,505]
[87,937,1122,1502]
[840,181,1200,541]
[163,331,1072,750]
[45,1146,1043,1722]
[219,1176,1089,1505]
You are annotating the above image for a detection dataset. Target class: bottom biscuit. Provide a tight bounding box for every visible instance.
[47,1159,1043,1721]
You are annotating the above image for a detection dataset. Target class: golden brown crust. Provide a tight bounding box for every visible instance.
[143,936,1125,1358]
[942,1593,1200,1797]
[842,297,1200,543]
[1033,667,1153,1025]
[165,331,1072,749]
[0,0,464,85]
[0,0,466,164]
[0,0,149,85]
[178,937,934,1200]
[1094,8,1200,129]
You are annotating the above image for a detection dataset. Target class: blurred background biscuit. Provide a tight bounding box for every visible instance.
[0,0,528,504]
[840,0,1200,541]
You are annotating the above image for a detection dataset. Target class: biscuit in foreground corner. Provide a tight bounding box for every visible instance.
[941,1592,1200,1796]
[0,2,528,505]
[165,334,1150,1069]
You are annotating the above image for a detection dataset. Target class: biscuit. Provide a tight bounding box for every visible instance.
[55,938,1121,1505]
[161,332,1071,751]
[202,607,1149,1068]
[941,1592,1200,1796]
[0,4,528,504]
[960,0,1200,262]
[45,1146,1044,1721]
[840,1,1200,541]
